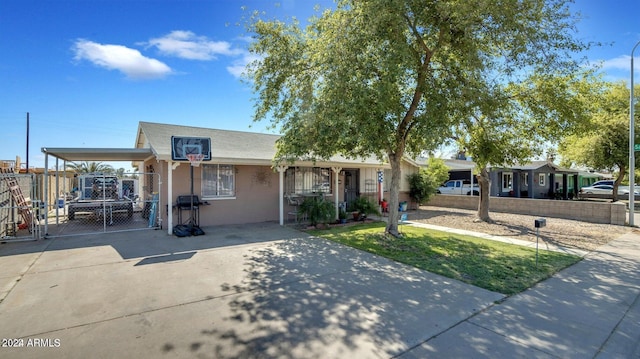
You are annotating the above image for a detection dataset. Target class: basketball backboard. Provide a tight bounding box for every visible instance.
[171,136,212,161]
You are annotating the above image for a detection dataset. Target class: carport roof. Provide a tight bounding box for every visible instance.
[41,147,154,162]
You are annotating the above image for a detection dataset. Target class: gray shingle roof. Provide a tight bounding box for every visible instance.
[136,121,389,167]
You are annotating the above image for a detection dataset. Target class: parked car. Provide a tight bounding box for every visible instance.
[579,184,637,195]
[591,180,614,187]
[437,180,479,196]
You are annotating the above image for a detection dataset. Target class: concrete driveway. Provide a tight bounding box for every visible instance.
[0,223,504,358]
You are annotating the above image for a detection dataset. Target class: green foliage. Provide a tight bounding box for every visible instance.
[298,197,335,226]
[558,82,639,197]
[350,196,380,217]
[245,0,595,233]
[66,161,114,174]
[559,82,637,173]
[408,157,451,205]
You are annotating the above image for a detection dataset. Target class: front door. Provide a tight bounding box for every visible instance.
[343,169,359,206]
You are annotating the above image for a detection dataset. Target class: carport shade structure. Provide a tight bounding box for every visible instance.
[41,148,154,163]
[41,147,155,236]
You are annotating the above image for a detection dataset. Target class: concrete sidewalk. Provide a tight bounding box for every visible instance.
[0,222,639,358]
[399,229,640,358]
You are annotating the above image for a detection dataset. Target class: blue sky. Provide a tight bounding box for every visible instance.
[1,0,639,170]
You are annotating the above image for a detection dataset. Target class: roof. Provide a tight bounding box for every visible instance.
[136,121,389,168]
[41,147,154,162]
[507,160,577,173]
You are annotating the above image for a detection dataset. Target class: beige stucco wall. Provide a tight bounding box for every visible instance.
[426,194,627,225]
[164,163,281,226]
[148,159,416,227]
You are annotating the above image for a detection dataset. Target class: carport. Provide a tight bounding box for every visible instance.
[41,147,154,237]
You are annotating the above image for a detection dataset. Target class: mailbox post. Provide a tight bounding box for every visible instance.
[534,218,546,267]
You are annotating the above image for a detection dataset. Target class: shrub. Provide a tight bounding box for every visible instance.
[299,197,335,226]
[407,158,450,205]
[351,196,380,217]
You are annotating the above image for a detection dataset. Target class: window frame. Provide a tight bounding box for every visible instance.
[201,164,236,200]
[284,167,333,195]
[538,173,546,187]
[502,172,513,192]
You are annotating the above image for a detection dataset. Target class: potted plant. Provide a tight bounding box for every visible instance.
[338,209,347,224]
[352,196,380,221]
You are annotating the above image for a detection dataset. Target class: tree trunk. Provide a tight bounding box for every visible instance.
[386,153,402,236]
[613,165,626,202]
[476,167,492,222]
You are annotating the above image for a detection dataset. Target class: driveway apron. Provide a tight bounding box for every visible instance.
[0,223,503,358]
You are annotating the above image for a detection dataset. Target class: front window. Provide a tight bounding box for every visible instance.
[502,172,513,192]
[539,173,546,187]
[285,167,332,194]
[202,164,235,198]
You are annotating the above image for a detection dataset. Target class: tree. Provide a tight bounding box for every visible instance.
[246,0,593,235]
[66,161,114,174]
[407,158,449,207]
[559,82,640,201]
[456,71,602,221]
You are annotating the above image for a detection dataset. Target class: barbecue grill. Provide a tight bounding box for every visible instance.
[176,195,200,226]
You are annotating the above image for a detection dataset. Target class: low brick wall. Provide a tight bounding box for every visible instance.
[425,195,627,226]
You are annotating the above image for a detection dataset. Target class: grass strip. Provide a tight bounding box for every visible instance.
[308,222,581,295]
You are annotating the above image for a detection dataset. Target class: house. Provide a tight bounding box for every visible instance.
[134,122,423,231]
[40,121,420,236]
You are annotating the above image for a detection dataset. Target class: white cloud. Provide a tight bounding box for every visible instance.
[227,52,262,79]
[146,30,242,60]
[73,39,172,80]
[600,55,637,72]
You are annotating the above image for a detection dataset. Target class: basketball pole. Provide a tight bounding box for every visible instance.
[190,163,195,227]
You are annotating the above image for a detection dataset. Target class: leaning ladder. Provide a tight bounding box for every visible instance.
[0,166,33,231]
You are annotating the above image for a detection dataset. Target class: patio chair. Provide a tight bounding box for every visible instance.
[399,213,408,234]
[285,194,306,223]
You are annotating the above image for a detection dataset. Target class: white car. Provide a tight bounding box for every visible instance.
[579,184,637,195]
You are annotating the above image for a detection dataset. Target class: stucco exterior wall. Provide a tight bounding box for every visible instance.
[171,163,281,226]
[425,195,627,225]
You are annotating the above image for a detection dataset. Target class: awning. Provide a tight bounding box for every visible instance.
[41,147,154,162]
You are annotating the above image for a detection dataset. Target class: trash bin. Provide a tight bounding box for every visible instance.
[399,201,408,212]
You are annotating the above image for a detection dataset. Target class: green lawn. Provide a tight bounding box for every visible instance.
[308,222,581,295]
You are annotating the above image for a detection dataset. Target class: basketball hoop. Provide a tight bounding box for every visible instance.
[186,154,205,167]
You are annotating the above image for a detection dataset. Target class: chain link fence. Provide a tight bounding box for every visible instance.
[44,172,162,238]
[0,172,41,241]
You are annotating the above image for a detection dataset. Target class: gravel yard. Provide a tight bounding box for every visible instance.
[409,206,632,252]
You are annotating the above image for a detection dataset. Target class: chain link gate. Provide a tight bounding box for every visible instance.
[45,172,162,238]
[0,172,40,241]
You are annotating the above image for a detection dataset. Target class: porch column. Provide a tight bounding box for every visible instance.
[167,162,180,235]
[562,174,568,200]
[332,167,342,220]
[528,170,534,198]
[276,165,288,225]
[55,157,60,224]
[44,153,49,237]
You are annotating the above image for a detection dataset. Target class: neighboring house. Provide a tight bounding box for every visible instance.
[443,159,477,184]
[489,161,579,199]
[577,171,608,188]
[422,158,590,200]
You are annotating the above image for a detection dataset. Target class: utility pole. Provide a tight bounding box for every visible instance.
[26,112,29,174]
